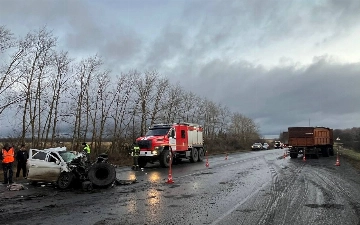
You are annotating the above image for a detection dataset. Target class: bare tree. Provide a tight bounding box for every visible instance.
[72,55,102,150]
[16,27,57,146]
[161,83,183,124]
[0,26,26,115]
[149,77,169,125]
[0,25,15,53]
[133,71,157,136]
[44,51,73,147]
[89,70,112,154]
[228,112,260,149]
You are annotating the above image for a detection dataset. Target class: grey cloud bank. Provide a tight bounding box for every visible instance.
[1,0,360,137]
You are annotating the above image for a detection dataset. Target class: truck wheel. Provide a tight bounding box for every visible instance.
[138,157,147,168]
[290,153,298,159]
[329,147,334,156]
[58,172,74,189]
[159,149,170,168]
[321,147,329,157]
[190,148,198,163]
[88,163,116,187]
[197,148,204,162]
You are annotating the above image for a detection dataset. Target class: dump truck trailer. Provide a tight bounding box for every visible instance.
[288,127,334,159]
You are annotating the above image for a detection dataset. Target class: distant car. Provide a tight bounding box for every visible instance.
[251,143,263,150]
[274,141,283,149]
[262,143,269,150]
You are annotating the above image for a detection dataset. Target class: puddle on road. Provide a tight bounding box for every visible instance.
[305,203,344,210]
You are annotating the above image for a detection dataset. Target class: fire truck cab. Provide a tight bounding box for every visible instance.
[136,122,204,168]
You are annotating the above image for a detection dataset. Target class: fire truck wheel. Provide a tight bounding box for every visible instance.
[159,149,170,168]
[197,148,204,162]
[190,148,199,163]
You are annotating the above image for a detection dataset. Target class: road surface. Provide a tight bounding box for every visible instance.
[1,148,360,225]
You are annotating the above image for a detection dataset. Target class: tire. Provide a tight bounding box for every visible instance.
[138,157,147,168]
[88,163,116,187]
[197,148,204,162]
[313,148,320,159]
[159,149,170,168]
[329,147,334,156]
[190,148,198,163]
[290,153,298,159]
[57,172,74,189]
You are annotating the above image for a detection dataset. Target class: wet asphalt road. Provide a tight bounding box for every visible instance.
[1,148,360,225]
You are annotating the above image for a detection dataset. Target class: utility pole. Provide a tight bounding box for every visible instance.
[309,118,310,127]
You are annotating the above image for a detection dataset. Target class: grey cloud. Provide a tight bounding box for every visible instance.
[1,0,360,137]
[176,56,360,136]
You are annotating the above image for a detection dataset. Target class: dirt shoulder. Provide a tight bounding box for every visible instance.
[340,148,360,171]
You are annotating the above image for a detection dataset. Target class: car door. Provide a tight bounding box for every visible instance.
[168,128,176,151]
[43,152,62,182]
[27,150,61,182]
[27,150,47,180]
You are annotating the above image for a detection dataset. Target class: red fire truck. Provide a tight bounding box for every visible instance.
[135,122,204,168]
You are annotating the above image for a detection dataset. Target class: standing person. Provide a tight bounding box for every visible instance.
[131,142,140,171]
[82,142,91,161]
[1,143,15,184]
[16,144,29,179]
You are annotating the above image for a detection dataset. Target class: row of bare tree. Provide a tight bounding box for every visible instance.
[0,26,261,155]
[333,128,360,152]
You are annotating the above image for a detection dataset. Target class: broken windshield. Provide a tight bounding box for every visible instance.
[59,151,78,163]
[146,128,170,136]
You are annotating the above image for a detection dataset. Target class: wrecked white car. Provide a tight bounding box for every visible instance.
[27,147,116,190]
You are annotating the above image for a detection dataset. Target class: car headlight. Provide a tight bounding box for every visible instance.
[152,150,158,155]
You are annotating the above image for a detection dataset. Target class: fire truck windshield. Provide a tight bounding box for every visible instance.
[145,128,170,136]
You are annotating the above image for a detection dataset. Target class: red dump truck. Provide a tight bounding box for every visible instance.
[136,122,204,168]
[288,127,334,159]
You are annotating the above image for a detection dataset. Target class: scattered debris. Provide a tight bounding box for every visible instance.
[114,178,137,185]
[8,183,26,191]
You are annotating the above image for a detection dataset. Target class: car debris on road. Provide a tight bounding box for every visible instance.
[26,147,117,190]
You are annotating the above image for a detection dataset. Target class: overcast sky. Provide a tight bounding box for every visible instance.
[1,0,360,138]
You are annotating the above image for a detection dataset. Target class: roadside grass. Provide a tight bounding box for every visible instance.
[340,148,360,171]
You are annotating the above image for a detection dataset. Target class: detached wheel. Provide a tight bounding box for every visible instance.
[197,148,204,162]
[88,163,116,187]
[58,172,74,189]
[190,148,198,163]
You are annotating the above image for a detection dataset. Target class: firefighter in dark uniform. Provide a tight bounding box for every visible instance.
[131,142,140,171]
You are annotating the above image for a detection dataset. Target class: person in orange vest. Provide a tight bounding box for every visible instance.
[1,143,15,184]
